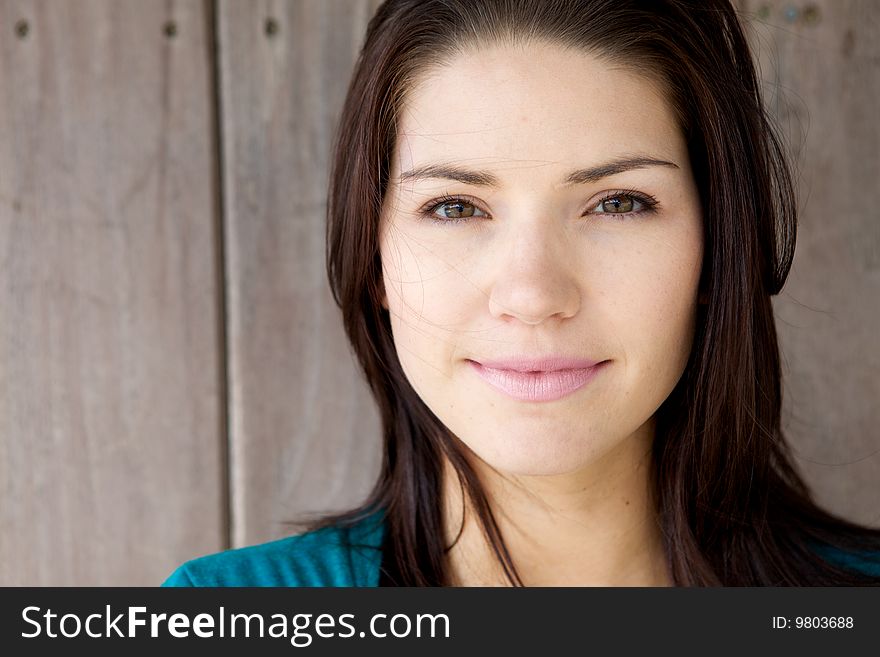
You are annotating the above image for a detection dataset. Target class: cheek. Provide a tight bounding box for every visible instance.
[380,227,480,381]
[603,228,702,367]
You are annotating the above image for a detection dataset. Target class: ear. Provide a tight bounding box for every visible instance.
[380,279,389,310]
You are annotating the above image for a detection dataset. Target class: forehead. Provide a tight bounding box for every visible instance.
[394,42,682,177]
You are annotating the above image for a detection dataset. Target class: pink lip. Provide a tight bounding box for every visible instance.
[467,357,607,402]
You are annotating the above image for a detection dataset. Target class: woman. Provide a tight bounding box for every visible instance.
[164,0,880,587]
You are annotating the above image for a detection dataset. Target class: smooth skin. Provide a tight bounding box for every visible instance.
[379,41,703,586]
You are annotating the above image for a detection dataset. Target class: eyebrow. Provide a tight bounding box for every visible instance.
[398,156,680,187]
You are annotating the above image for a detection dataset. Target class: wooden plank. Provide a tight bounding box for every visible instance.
[738,0,880,526]
[217,0,384,547]
[0,0,224,584]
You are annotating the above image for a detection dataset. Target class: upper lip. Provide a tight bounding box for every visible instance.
[469,356,604,372]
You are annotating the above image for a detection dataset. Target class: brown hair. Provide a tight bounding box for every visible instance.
[319,0,880,585]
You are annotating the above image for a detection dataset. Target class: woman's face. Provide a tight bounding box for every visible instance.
[379,42,703,476]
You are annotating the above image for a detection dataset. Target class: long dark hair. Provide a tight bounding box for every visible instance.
[319,0,880,585]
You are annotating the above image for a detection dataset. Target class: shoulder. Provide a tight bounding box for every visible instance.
[815,544,880,577]
[161,511,385,587]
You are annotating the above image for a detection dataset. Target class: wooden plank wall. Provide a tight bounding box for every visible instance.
[0,0,875,585]
[0,0,224,585]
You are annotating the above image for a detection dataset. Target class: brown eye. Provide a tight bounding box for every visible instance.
[600,195,635,213]
[438,200,477,219]
[586,191,658,219]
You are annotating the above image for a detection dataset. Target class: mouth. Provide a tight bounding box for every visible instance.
[466,358,608,403]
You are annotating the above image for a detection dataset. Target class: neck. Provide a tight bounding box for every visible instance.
[442,422,671,586]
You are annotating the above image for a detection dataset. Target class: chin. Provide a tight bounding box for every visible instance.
[462,429,601,478]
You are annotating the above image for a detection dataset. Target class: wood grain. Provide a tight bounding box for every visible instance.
[0,0,224,584]
[738,0,880,527]
[216,0,384,548]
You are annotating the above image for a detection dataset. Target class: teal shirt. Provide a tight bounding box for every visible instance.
[162,512,385,587]
[162,511,879,586]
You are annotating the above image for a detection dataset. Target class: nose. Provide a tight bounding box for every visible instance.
[487,221,581,325]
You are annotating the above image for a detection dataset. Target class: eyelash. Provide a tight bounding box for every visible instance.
[417,189,660,225]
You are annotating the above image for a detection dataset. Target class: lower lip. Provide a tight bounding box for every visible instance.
[467,360,606,402]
